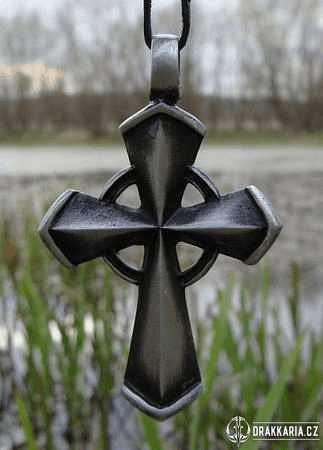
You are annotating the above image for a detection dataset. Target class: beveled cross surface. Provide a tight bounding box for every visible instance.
[39,35,282,420]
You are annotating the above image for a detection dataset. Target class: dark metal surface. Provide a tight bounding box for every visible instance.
[39,35,282,420]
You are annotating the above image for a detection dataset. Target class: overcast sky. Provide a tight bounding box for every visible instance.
[0,0,240,96]
[0,0,238,21]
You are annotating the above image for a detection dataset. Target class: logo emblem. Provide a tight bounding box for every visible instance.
[226,416,251,447]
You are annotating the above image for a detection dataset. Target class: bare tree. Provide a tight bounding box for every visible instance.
[238,0,323,131]
[0,78,14,134]
[0,11,56,65]
[13,72,32,132]
[56,0,148,94]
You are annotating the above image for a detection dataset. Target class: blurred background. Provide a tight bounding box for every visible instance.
[1,0,323,138]
[0,0,323,449]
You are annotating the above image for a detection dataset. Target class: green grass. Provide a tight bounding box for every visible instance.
[2,130,323,146]
[0,206,322,449]
[1,206,120,448]
[176,267,319,450]
[205,130,323,146]
[15,391,38,450]
[0,132,123,147]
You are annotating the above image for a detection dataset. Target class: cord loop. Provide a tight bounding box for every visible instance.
[144,0,191,51]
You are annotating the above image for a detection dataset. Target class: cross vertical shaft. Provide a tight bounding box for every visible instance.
[123,232,201,416]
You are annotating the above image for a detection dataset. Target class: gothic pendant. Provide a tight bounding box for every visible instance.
[39,35,282,420]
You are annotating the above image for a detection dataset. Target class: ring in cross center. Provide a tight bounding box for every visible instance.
[100,165,220,287]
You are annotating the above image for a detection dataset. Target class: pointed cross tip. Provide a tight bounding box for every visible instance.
[244,185,283,265]
[121,382,203,421]
[39,189,77,269]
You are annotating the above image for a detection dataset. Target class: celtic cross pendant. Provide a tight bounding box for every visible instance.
[39,34,282,420]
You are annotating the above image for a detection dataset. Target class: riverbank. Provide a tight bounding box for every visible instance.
[1,130,323,147]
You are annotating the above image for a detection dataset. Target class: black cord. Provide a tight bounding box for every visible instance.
[144,0,152,49]
[144,0,191,51]
[179,0,191,50]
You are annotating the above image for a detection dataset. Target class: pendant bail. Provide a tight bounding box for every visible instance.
[150,34,181,104]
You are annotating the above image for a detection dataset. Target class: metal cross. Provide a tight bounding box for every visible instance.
[39,36,282,420]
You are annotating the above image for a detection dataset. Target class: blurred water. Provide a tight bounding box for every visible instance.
[1,144,322,333]
[0,145,323,176]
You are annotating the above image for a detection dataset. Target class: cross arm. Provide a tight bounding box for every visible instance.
[39,189,156,268]
[165,185,282,264]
